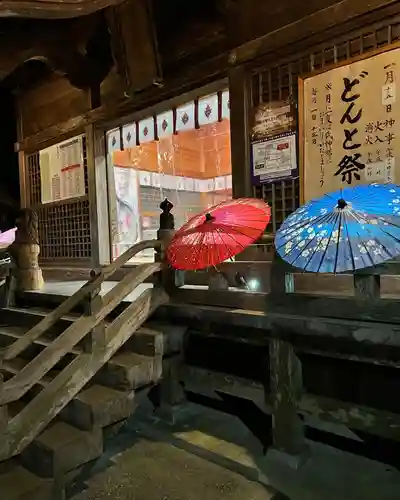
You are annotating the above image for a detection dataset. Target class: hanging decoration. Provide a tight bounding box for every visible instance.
[175,101,195,132]
[221,90,230,120]
[106,128,121,154]
[138,117,155,143]
[122,122,137,149]
[198,93,219,126]
[106,89,230,148]
[156,110,174,138]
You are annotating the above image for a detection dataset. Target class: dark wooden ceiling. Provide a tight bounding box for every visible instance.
[0,0,228,93]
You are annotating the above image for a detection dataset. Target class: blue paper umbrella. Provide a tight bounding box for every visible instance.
[275,183,400,273]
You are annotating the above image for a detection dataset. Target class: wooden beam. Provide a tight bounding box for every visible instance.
[229,0,400,65]
[229,65,252,198]
[107,0,162,93]
[157,302,400,347]
[16,53,228,152]
[181,365,400,441]
[0,0,125,19]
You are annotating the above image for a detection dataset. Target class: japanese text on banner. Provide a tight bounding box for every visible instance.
[302,48,399,202]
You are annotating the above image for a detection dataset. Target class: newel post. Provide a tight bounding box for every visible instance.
[82,270,106,352]
[9,208,44,292]
[155,199,183,292]
[154,199,186,422]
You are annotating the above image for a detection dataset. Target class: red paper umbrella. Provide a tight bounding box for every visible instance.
[167,198,271,270]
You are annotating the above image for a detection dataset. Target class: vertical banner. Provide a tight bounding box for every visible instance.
[300,46,400,202]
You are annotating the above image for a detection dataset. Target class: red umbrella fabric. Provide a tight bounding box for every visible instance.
[166,198,271,271]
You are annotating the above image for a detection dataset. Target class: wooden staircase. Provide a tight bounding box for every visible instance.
[0,239,184,500]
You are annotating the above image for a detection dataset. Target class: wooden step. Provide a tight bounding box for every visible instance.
[0,464,52,500]
[0,308,184,359]
[61,384,135,431]
[95,352,162,390]
[20,422,103,478]
[2,356,138,432]
[0,307,74,338]
[144,321,187,355]
[0,326,82,355]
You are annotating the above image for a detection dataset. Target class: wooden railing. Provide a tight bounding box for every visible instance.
[0,236,172,460]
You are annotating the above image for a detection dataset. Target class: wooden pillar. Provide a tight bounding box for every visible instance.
[9,209,44,291]
[354,270,380,302]
[86,125,111,268]
[267,338,308,468]
[15,91,28,209]
[266,252,307,467]
[270,249,294,295]
[229,65,253,198]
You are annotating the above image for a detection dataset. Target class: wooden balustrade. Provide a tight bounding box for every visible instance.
[0,201,179,460]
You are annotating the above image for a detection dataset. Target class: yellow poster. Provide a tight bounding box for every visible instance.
[300,46,400,202]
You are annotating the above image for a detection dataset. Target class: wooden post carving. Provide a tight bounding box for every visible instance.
[156,198,183,292]
[9,209,44,291]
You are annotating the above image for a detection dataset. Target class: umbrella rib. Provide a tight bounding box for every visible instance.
[316,211,341,274]
[275,211,337,253]
[278,211,336,261]
[278,209,340,241]
[302,232,327,273]
[333,210,343,274]
[348,210,400,261]
[214,227,234,263]
[214,228,226,265]
[355,217,399,261]
[190,230,207,270]
[342,215,356,271]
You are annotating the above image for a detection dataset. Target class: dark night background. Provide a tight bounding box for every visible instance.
[0,84,19,231]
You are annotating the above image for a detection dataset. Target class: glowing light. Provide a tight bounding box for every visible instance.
[247,278,259,291]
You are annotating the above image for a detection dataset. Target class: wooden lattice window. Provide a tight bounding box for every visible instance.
[25,136,91,262]
[251,18,400,233]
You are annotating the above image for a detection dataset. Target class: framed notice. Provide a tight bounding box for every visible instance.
[299,43,400,203]
[251,133,297,185]
[251,99,296,142]
[40,135,85,204]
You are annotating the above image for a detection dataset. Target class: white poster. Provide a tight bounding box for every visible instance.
[252,133,297,183]
[40,135,85,204]
[113,167,140,258]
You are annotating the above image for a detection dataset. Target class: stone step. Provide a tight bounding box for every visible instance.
[95,352,162,390]
[20,421,103,478]
[0,464,52,500]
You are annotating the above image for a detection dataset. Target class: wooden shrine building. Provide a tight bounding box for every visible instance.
[0,0,400,497]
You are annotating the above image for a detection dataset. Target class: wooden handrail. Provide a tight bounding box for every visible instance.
[1,287,169,460]
[0,262,161,405]
[4,239,160,361]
